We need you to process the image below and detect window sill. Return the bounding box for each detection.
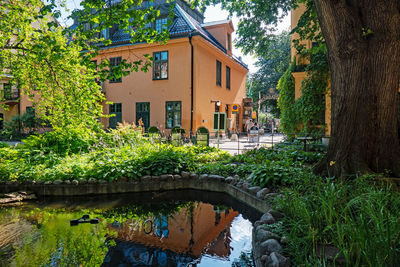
[153,78,169,81]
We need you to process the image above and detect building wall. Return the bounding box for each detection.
[97,38,192,132]
[291,4,331,135]
[192,36,247,133]
[96,36,247,134]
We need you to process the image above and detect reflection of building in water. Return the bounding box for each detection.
[105,202,238,266]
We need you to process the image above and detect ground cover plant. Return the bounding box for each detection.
[0,124,228,182]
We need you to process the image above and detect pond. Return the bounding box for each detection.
[0,190,262,267]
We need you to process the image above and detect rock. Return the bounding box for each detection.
[88,178,97,183]
[160,174,169,180]
[199,174,208,180]
[142,175,152,181]
[225,177,234,183]
[249,186,261,194]
[79,178,87,184]
[44,181,52,185]
[268,252,290,267]
[246,177,252,183]
[256,229,280,242]
[209,174,225,181]
[72,180,79,185]
[280,236,289,245]
[261,255,269,263]
[236,181,243,188]
[233,174,240,180]
[181,171,190,178]
[190,173,199,179]
[254,220,264,227]
[257,188,271,199]
[260,239,282,255]
[151,175,160,180]
[173,174,182,180]
[260,213,276,224]
[64,180,71,184]
[35,180,44,185]
[269,210,284,220]
[241,182,251,190]
[264,193,284,201]
[53,180,62,185]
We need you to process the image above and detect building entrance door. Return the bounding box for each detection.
[109,103,122,129]
[136,102,150,130]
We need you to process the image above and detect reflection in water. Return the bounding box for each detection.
[0,197,256,267]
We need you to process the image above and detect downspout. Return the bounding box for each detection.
[189,33,194,136]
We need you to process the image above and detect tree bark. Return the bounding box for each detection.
[313,0,400,177]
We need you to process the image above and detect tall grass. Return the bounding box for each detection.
[276,175,400,266]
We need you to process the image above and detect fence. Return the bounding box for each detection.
[145,130,329,155]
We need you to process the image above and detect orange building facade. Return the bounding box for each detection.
[0,0,248,135]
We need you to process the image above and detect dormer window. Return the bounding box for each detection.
[155,18,168,32]
[227,33,232,51]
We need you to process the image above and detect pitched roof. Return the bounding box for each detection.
[74,2,248,70]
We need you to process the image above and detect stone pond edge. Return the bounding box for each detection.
[0,172,290,267]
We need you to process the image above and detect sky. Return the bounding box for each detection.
[62,0,291,74]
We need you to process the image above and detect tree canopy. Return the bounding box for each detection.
[0,0,169,130]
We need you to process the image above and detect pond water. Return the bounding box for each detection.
[0,190,261,267]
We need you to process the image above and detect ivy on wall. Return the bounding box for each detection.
[277,60,298,134]
[278,45,329,135]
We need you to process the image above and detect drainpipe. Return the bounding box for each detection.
[189,33,194,136]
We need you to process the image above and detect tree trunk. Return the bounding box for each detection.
[313,0,400,177]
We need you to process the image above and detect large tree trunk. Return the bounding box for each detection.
[313,0,400,177]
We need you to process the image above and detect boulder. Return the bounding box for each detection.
[257,188,271,199]
[53,180,62,185]
[72,180,79,185]
[78,178,87,184]
[225,177,234,183]
[256,228,280,242]
[248,186,262,194]
[269,209,284,220]
[260,213,275,224]
[160,174,170,180]
[199,174,208,180]
[267,252,290,267]
[260,239,282,255]
[173,174,182,180]
[88,178,97,183]
[190,173,199,179]
[44,181,52,185]
[64,180,71,185]
[209,174,225,181]
[181,171,190,178]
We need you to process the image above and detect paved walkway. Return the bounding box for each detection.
[209,133,285,155]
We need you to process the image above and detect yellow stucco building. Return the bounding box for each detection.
[291,3,331,135]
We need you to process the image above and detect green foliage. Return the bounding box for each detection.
[247,31,291,117]
[147,126,160,133]
[1,112,43,140]
[0,0,170,129]
[277,61,298,134]
[276,175,400,266]
[0,126,228,182]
